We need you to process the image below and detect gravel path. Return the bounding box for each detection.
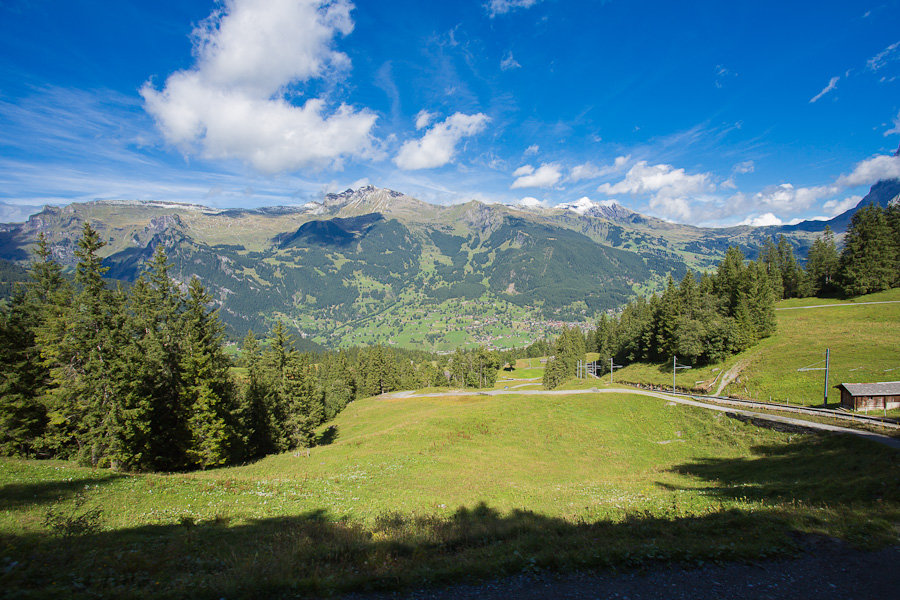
[344,541,900,600]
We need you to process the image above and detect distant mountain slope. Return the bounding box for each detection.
[784,178,900,233]
[1,180,891,349]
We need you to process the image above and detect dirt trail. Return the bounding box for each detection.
[715,360,746,396]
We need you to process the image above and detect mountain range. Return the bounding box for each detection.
[1,179,897,351]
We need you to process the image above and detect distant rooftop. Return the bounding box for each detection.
[836,382,900,396]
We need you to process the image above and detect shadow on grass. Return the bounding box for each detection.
[0,474,123,511]
[316,424,339,446]
[2,504,800,599]
[3,435,898,598]
[664,433,900,505]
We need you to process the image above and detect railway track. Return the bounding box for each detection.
[660,389,900,429]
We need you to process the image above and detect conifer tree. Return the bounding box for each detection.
[840,204,895,295]
[805,226,839,295]
[240,329,274,457]
[49,223,123,466]
[0,292,47,455]
[182,277,240,469]
[283,353,323,449]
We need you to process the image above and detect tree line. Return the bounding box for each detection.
[540,202,900,387]
[0,225,502,469]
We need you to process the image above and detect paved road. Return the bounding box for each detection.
[344,541,900,600]
[383,388,900,450]
[775,299,900,310]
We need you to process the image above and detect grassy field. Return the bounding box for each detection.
[2,391,899,598]
[614,289,900,408]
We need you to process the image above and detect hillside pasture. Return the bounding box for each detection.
[2,391,898,598]
[614,289,900,407]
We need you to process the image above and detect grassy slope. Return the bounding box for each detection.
[2,392,898,597]
[614,289,900,407]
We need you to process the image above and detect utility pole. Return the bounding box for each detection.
[797,348,830,407]
[673,355,692,393]
[609,357,622,384]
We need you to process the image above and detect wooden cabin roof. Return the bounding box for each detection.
[836,382,900,397]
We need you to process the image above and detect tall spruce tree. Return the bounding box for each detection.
[840,204,895,295]
[181,277,240,469]
[282,353,323,450]
[127,246,190,470]
[0,291,47,456]
[240,330,274,458]
[805,226,839,295]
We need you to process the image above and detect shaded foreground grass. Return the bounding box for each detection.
[2,392,899,598]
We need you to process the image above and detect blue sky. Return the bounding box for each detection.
[1,0,899,227]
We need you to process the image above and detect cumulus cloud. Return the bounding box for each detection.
[810,76,840,103]
[524,144,539,156]
[485,0,540,18]
[823,195,862,216]
[749,183,837,212]
[740,213,783,227]
[569,155,630,182]
[835,153,900,187]
[511,163,562,188]
[141,0,377,173]
[500,51,521,70]
[516,196,545,209]
[598,161,713,198]
[394,112,489,170]
[513,164,535,177]
[415,109,436,130]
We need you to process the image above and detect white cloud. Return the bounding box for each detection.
[558,196,596,215]
[500,51,521,70]
[823,195,862,216]
[598,161,713,198]
[732,160,755,174]
[569,155,630,182]
[415,110,436,130]
[524,144,539,156]
[142,0,377,173]
[867,41,900,71]
[485,0,540,18]
[750,183,837,212]
[0,201,43,223]
[511,163,562,188]
[885,110,900,136]
[835,154,900,187]
[516,196,545,209]
[513,164,535,177]
[394,112,489,170]
[740,213,783,227]
[809,76,839,103]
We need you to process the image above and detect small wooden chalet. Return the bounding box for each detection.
[836,382,900,411]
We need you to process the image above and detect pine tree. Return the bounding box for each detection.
[775,236,802,298]
[805,226,839,295]
[240,330,274,457]
[840,204,895,295]
[126,246,190,470]
[283,354,323,450]
[48,223,124,466]
[181,277,240,469]
[0,292,47,456]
